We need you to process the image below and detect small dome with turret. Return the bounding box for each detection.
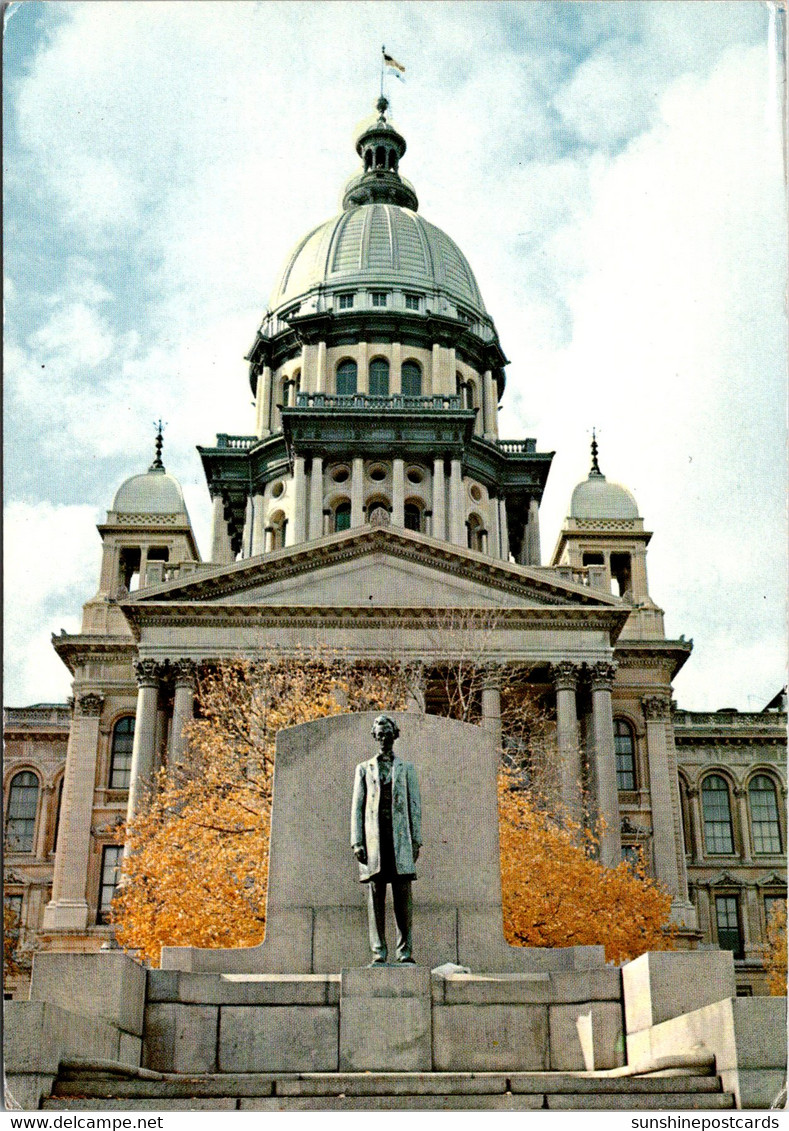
[570,434,640,521]
[111,427,190,517]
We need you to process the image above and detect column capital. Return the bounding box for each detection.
[134,658,161,688]
[733,784,747,799]
[172,658,198,688]
[686,785,699,799]
[77,692,104,717]
[589,660,617,690]
[641,693,671,720]
[549,661,581,691]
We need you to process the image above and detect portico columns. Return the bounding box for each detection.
[642,694,687,903]
[449,459,465,546]
[308,456,324,540]
[170,660,197,769]
[590,661,622,867]
[292,456,308,543]
[481,671,502,749]
[550,662,583,823]
[351,457,365,527]
[126,660,161,823]
[392,458,405,527]
[432,458,446,541]
[42,692,104,931]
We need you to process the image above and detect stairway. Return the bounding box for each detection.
[44,1060,736,1111]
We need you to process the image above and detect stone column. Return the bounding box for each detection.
[351,457,365,527]
[483,370,497,439]
[642,695,682,899]
[405,664,426,714]
[242,495,254,558]
[696,885,712,940]
[432,458,446,541]
[210,491,234,564]
[686,786,704,862]
[251,492,266,556]
[391,341,402,394]
[43,692,104,932]
[170,660,197,770]
[126,661,161,823]
[550,662,583,822]
[316,341,327,394]
[292,456,307,543]
[499,498,510,560]
[392,458,405,526]
[308,456,324,540]
[526,497,541,566]
[154,700,168,774]
[449,459,465,546]
[590,661,622,867]
[734,786,753,863]
[744,885,760,959]
[264,526,275,553]
[480,672,502,749]
[35,784,55,861]
[255,365,272,437]
[489,495,501,559]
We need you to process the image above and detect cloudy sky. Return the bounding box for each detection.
[4,1,786,710]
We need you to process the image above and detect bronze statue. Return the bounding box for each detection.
[351,714,422,965]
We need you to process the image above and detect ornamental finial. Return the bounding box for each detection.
[150,419,165,471]
[590,428,602,477]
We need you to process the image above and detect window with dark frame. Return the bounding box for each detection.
[338,293,354,309]
[401,361,422,397]
[109,716,135,790]
[404,503,422,532]
[715,895,743,958]
[5,772,39,853]
[368,358,390,396]
[334,501,352,532]
[371,291,388,308]
[405,293,421,311]
[748,775,782,854]
[336,359,358,396]
[614,719,636,791]
[97,845,124,925]
[701,775,735,854]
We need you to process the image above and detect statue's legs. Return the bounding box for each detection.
[391,879,413,962]
[366,880,388,963]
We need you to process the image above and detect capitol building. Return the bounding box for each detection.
[4,98,785,997]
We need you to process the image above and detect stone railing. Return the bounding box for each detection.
[673,710,786,728]
[553,564,608,591]
[293,393,463,411]
[215,434,258,450]
[495,439,537,454]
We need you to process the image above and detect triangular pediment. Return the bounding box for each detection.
[125,525,626,614]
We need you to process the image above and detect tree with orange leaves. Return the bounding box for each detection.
[764,900,787,996]
[498,769,676,964]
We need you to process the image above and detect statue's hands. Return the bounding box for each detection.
[413,846,420,861]
[353,845,367,864]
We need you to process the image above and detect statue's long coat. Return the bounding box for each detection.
[351,755,422,883]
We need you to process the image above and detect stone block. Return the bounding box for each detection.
[622,950,735,1033]
[238,1095,545,1111]
[546,1093,734,1110]
[5,1001,120,1076]
[432,1004,548,1071]
[146,969,180,1002]
[551,968,622,1002]
[275,1072,509,1096]
[339,998,432,1071]
[29,951,147,1036]
[311,906,370,971]
[342,964,430,998]
[142,1003,218,1073]
[442,972,552,1004]
[218,1005,338,1072]
[549,1001,624,1070]
[118,1031,142,1067]
[721,1069,786,1112]
[176,972,337,1006]
[6,1074,56,1112]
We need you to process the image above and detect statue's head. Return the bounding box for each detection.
[372,714,399,743]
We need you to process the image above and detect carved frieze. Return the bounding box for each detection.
[589,660,617,691]
[172,658,198,688]
[133,658,161,688]
[549,660,581,692]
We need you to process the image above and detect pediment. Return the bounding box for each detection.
[123,526,626,618]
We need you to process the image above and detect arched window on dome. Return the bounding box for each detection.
[748,774,782,855]
[401,361,422,397]
[388,149,397,170]
[109,717,135,790]
[364,149,372,171]
[336,360,358,396]
[404,502,423,533]
[614,719,636,791]
[333,500,351,533]
[701,774,735,855]
[369,358,389,397]
[6,771,39,853]
[376,145,386,169]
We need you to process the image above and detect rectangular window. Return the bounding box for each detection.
[405,293,420,311]
[371,291,388,307]
[97,845,123,925]
[715,895,743,958]
[338,293,354,309]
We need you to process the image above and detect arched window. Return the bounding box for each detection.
[376,145,386,168]
[387,149,397,170]
[109,717,135,790]
[6,771,39,853]
[364,150,372,171]
[336,359,358,396]
[749,775,782,854]
[701,775,735,854]
[334,501,351,532]
[401,361,422,397]
[614,719,636,791]
[404,503,422,532]
[369,358,389,397]
[466,514,485,552]
[269,510,287,550]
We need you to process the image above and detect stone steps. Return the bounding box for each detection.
[45,1063,736,1111]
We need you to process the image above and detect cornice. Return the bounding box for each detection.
[51,634,138,674]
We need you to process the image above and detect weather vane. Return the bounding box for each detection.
[151,419,166,470]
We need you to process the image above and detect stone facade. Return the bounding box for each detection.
[4,98,785,998]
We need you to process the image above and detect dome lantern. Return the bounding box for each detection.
[342,96,418,212]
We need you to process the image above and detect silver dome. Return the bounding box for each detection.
[112,468,188,515]
[570,473,640,520]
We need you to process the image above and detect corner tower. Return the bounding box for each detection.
[199,98,553,566]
